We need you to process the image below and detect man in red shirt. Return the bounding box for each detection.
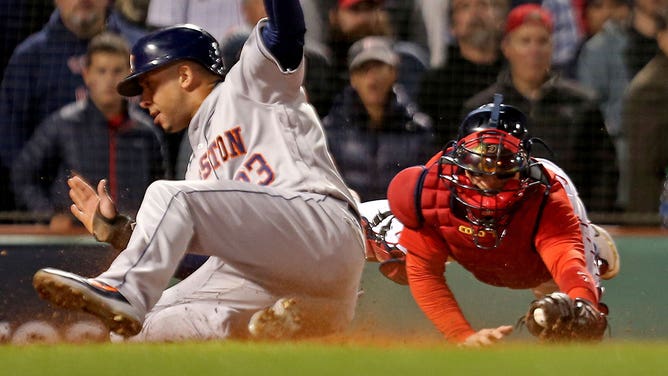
[374,94,618,346]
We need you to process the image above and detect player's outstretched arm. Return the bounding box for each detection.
[68,175,133,250]
[261,0,305,71]
[460,325,514,347]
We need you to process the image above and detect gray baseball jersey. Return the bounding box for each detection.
[184,25,357,208]
[97,21,365,342]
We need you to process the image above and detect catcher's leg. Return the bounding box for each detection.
[591,224,620,280]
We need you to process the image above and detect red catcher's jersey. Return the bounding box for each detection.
[389,153,598,342]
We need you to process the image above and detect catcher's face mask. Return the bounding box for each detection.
[440,129,535,249]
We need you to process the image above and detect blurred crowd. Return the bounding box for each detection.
[1,0,668,226]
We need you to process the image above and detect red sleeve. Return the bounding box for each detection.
[534,182,599,304]
[401,227,476,343]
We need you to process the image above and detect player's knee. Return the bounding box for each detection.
[141,305,236,341]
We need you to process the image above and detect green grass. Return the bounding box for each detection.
[1,340,667,376]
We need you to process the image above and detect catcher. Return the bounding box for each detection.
[367,95,619,346]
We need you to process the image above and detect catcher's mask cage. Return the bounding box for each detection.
[439,94,543,249]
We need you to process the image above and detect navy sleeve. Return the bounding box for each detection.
[261,0,305,71]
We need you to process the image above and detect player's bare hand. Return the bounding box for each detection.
[68,175,117,234]
[460,325,513,347]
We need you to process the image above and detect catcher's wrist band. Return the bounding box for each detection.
[92,209,135,251]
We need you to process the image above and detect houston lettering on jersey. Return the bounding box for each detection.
[199,126,276,185]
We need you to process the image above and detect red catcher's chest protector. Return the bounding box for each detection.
[387,161,455,232]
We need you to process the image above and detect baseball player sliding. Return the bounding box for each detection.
[364,95,620,346]
[32,0,365,342]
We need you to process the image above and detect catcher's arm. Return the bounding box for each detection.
[68,175,134,251]
[522,292,607,342]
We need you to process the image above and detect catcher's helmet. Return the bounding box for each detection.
[117,24,224,97]
[455,94,529,141]
[440,94,540,249]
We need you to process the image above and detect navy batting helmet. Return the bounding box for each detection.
[117,24,224,97]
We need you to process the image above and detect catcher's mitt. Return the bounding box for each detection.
[362,210,408,285]
[520,292,608,342]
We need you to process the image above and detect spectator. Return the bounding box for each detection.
[112,0,151,43]
[114,0,150,26]
[326,0,429,103]
[583,0,618,37]
[506,0,585,76]
[418,0,509,147]
[542,0,585,76]
[0,0,54,78]
[327,0,393,98]
[145,0,246,42]
[569,0,623,74]
[624,0,666,76]
[0,0,149,213]
[107,0,149,44]
[383,0,430,52]
[11,32,167,228]
[418,0,451,67]
[464,4,618,212]
[147,0,325,48]
[621,8,668,213]
[323,36,435,201]
[577,0,657,210]
[0,0,55,213]
[576,0,631,138]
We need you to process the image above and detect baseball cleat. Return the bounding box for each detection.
[33,268,142,337]
[248,298,301,340]
[592,224,620,280]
